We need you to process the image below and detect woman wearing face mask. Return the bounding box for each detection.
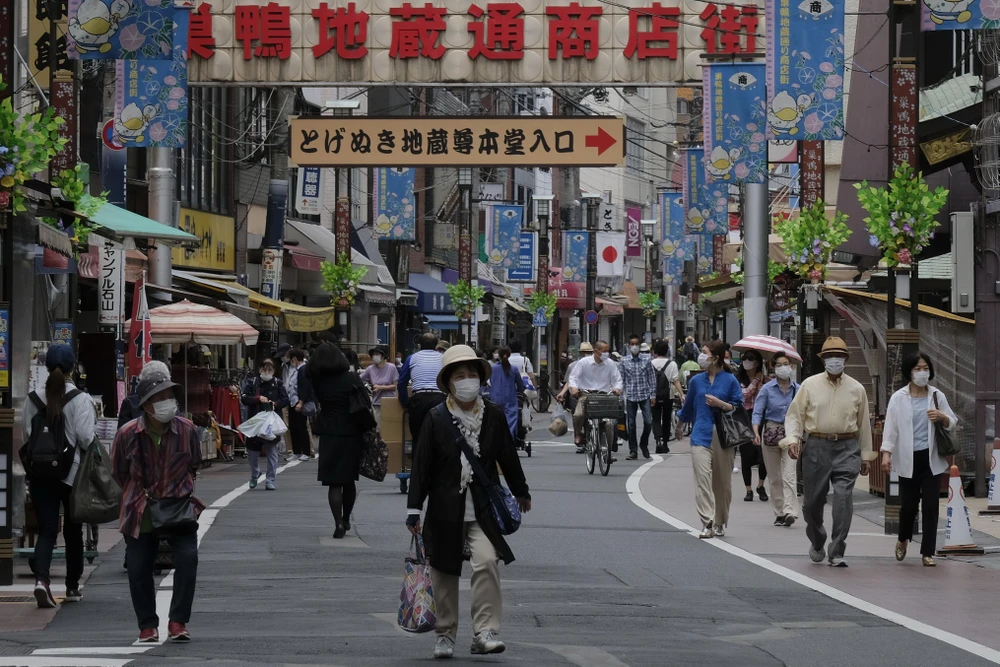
[675,341,744,538]
[736,349,768,503]
[241,359,289,491]
[880,352,957,566]
[752,353,800,527]
[360,345,398,428]
[406,345,531,659]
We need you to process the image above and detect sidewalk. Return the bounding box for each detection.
[638,439,1000,653]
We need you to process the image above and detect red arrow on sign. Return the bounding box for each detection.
[585,127,617,156]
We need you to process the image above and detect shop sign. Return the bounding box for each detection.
[28,0,71,89]
[99,240,125,327]
[187,0,763,85]
[0,307,9,388]
[296,167,324,216]
[50,77,77,175]
[507,231,537,282]
[52,320,73,346]
[335,196,352,257]
[260,248,282,300]
[478,183,505,202]
[626,206,642,257]
[891,65,918,170]
[173,208,235,271]
[799,140,824,207]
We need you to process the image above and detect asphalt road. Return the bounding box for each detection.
[2,414,997,667]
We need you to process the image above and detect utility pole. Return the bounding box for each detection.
[583,193,602,342]
[260,89,294,352]
[535,194,554,400]
[147,148,175,300]
[0,0,15,586]
[742,182,769,336]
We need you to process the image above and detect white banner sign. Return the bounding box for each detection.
[99,240,125,327]
[479,183,505,202]
[296,167,324,216]
[600,203,619,232]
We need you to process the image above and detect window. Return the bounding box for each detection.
[177,86,233,215]
[626,117,645,172]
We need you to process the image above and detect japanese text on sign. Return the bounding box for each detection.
[99,241,125,327]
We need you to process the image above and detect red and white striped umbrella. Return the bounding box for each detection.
[732,335,802,362]
[126,299,259,346]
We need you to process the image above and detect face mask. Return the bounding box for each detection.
[451,377,481,402]
[601,352,610,361]
[630,345,640,356]
[493,353,500,361]
[824,358,846,375]
[697,353,711,369]
[396,357,402,365]
[775,365,794,380]
[912,370,930,387]
[260,371,274,382]
[743,360,756,371]
[151,398,178,423]
[372,355,383,364]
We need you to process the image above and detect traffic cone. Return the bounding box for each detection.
[939,465,985,556]
[979,438,1000,515]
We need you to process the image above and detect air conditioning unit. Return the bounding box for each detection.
[951,211,974,313]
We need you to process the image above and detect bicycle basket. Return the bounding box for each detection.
[583,394,623,420]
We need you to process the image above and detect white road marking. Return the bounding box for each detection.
[32,648,152,656]
[0,659,135,666]
[523,643,631,667]
[626,456,1000,665]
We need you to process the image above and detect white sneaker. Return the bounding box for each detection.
[433,635,455,659]
[299,454,311,461]
[470,630,506,655]
[284,454,297,462]
[698,526,714,539]
[712,524,725,537]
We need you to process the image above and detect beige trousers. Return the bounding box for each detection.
[690,431,736,528]
[760,443,799,519]
[429,521,501,641]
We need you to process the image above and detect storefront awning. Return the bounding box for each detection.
[88,203,200,244]
[287,246,323,272]
[359,284,397,305]
[286,220,392,285]
[501,298,529,314]
[426,314,460,330]
[597,298,624,316]
[128,299,259,345]
[409,273,453,313]
[79,245,148,282]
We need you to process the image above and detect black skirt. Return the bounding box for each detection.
[317,434,363,485]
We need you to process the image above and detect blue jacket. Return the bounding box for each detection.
[677,371,743,448]
[489,362,525,440]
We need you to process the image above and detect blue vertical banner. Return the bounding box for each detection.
[68,0,175,59]
[703,63,768,184]
[0,307,8,388]
[766,0,845,140]
[695,235,715,275]
[682,149,727,235]
[922,0,997,30]
[562,231,589,283]
[372,167,416,241]
[487,204,524,269]
[507,231,537,282]
[114,7,189,147]
[659,193,694,286]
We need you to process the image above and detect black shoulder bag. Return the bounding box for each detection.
[714,403,755,450]
[136,430,198,535]
[933,392,959,457]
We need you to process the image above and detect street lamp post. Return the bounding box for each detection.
[458,167,474,343]
[583,192,603,342]
[535,195,554,405]
[642,219,656,337]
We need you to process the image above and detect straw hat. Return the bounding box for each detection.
[819,336,849,358]
[580,342,594,353]
[436,344,492,393]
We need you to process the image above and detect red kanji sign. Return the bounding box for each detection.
[390,2,447,59]
[188,3,216,59]
[700,3,757,55]
[547,3,602,60]
[313,1,369,59]
[624,3,680,59]
[236,2,292,60]
[468,3,524,60]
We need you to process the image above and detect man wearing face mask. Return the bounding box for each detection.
[360,345,398,428]
[568,341,623,455]
[780,336,874,568]
[620,334,657,460]
[241,359,289,490]
[111,361,204,643]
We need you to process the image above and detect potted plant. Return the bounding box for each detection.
[525,290,557,322]
[637,290,663,319]
[0,77,67,213]
[321,253,368,307]
[445,279,486,322]
[854,164,949,268]
[44,165,107,256]
[774,199,851,283]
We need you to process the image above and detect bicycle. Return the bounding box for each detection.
[529,370,552,414]
[581,392,621,477]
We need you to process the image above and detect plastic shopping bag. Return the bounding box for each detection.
[398,536,436,633]
[238,410,288,440]
[549,403,568,437]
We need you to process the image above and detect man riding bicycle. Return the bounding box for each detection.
[567,340,623,454]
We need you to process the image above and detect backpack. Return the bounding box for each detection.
[654,361,675,402]
[20,389,83,480]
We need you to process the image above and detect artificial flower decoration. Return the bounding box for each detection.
[774,199,851,281]
[321,253,369,307]
[526,290,557,321]
[445,279,486,321]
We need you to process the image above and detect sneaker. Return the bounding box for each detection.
[433,635,455,659]
[63,588,82,603]
[284,454,297,462]
[744,491,755,502]
[470,631,506,655]
[922,556,936,567]
[249,477,257,489]
[895,541,907,562]
[808,547,825,563]
[299,454,310,461]
[168,621,190,642]
[33,580,56,609]
[712,524,725,538]
[137,628,159,643]
[733,465,740,473]
[757,486,768,502]
[698,526,714,539]
[783,515,796,527]
[828,557,848,568]
[774,515,786,526]
[265,482,275,490]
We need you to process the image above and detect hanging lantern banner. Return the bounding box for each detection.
[702,63,768,184]
[765,0,845,140]
[659,192,694,287]
[372,167,416,241]
[921,0,995,30]
[562,231,589,283]
[487,204,524,269]
[114,7,189,147]
[68,0,176,59]
[681,148,727,235]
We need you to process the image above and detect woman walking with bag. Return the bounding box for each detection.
[241,359,289,491]
[752,352,800,527]
[736,349,768,502]
[488,347,525,442]
[881,352,958,566]
[406,345,531,659]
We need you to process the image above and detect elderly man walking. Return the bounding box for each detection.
[780,336,874,567]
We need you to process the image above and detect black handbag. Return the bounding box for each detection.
[137,436,198,535]
[933,392,959,457]
[350,383,378,433]
[714,404,755,450]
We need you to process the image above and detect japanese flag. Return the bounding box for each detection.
[597,232,626,277]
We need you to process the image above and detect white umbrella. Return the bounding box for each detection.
[732,335,802,362]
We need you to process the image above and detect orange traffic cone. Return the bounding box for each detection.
[980,438,1000,515]
[939,465,985,556]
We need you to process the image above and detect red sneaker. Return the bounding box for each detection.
[137,628,159,643]
[168,621,190,642]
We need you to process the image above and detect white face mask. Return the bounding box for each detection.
[151,398,178,423]
[451,377,481,402]
[372,355,383,364]
[824,358,846,375]
[630,345,640,356]
[396,357,402,365]
[912,370,930,387]
[775,365,794,380]
[743,360,756,371]
[601,352,610,361]
[260,371,274,382]
[697,353,711,369]
[493,353,500,361]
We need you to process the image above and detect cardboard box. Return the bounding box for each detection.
[379,397,410,444]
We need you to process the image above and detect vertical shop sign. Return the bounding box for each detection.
[625,205,642,257]
[260,247,282,300]
[713,234,727,274]
[799,139,824,206]
[659,193,693,286]
[99,240,125,326]
[372,167,416,241]
[507,231,537,282]
[890,65,918,169]
[296,167,323,215]
[702,62,767,184]
[50,77,77,175]
[334,196,351,258]
[0,307,9,388]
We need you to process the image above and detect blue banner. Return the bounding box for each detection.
[659,193,694,287]
[703,63,768,184]
[562,231,589,283]
[114,7,188,148]
[68,0,175,59]
[0,307,8,388]
[52,321,74,346]
[487,204,524,269]
[373,167,416,241]
[695,235,715,275]
[766,0,845,140]
[682,149,727,235]
[507,231,536,282]
[921,0,997,30]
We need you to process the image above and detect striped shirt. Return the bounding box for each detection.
[398,350,444,404]
[111,415,205,539]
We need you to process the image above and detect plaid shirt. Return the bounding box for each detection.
[620,354,656,402]
[111,415,205,539]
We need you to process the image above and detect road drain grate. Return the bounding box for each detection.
[0,596,34,603]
